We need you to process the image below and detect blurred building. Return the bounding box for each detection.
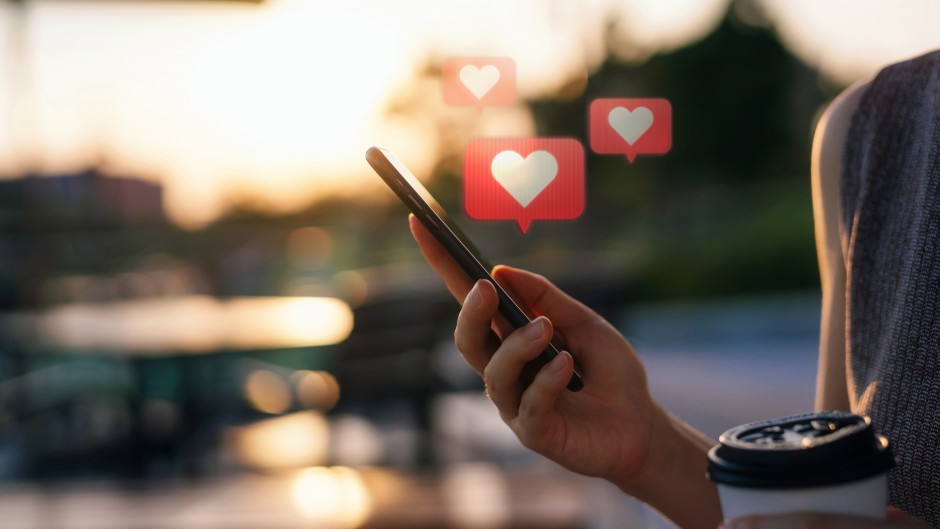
[0,169,165,226]
[0,169,169,313]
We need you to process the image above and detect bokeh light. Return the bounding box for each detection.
[23,296,353,354]
[291,466,373,528]
[245,370,292,414]
[292,370,340,411]
[231,412,329,470]
[443,463,511,529]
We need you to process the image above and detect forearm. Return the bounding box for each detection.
[613,403,723,529]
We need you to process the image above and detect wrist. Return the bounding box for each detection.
[611,402,691,492]
[612,402,723,529]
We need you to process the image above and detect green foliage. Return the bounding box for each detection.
[518,13,828,300]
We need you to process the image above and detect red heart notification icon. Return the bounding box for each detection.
[464,138,584,233]
[589,98,672,162]
[443,57,517,113]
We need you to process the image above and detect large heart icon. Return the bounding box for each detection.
[608,106,654,145]
[459,65,501,100]
[490,150,558,208]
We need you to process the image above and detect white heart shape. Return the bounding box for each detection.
[459,65,501,100]
[490,150,558,208]
[608,106,654,145]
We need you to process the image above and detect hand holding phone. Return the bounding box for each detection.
[366,146,583,391]
[366,148,719,529]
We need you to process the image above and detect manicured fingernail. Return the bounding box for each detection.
[465,282,481,308]
[524,317,546,340]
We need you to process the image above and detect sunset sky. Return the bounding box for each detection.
[1,0,938,227]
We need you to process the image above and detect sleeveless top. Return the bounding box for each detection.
[842,50,940,525]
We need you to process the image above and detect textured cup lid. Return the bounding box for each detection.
[707,411,894,489]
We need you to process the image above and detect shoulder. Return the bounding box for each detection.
[812,81,869,187]
[812,81,869,268]
[816,49,940,167]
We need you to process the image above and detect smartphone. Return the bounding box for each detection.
[366,146,584,391]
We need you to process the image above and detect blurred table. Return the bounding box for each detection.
[0,464,658,529]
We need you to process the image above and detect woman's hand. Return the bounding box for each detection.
[410,215,653,479]
[409,215,722,529]
[458,267,657,480]
[722,508,930,529]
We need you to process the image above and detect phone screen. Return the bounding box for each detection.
[366,146,583,391]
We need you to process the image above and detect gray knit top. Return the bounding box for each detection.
[842,50,940,525]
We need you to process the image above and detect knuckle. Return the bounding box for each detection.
[482,364,498,394]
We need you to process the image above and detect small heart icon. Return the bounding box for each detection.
[490,150,558,208]
[608,107,654,145]
[459,65,501,100]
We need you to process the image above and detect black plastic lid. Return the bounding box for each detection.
[707,411,895,489]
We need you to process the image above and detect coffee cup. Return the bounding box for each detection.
[707,411,894,519]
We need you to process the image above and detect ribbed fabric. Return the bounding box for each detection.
[842,50,940,525]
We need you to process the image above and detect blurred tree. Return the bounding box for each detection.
[522,5,827,299]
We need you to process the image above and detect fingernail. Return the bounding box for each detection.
[524,317,546,340]
[465,282,481,308]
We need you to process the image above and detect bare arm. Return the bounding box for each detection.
[811,81,868,412]
[409,216,722,529]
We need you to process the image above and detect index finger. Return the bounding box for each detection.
[409,214,514,339]
[409,214,474,302]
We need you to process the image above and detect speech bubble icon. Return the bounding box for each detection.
[589,98,672,162]
[443,57,516,112]
[464,138,584,233]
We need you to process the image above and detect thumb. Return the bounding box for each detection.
[492,266,597,327]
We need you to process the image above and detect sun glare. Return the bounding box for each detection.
[3,0,940,226]
[609,0,730,59]
[760,0,940,84]
[186,2,409,208]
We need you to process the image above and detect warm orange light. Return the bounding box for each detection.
[291,466,372,528]
[442,463,510,529]
[244,370,292,414]
[230,412,329,469]
[10,0,938,227]
[293,370,340,411]
[30,295,353,354]
[226,297,354,350]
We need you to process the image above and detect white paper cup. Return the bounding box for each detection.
[707,412,894,520]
